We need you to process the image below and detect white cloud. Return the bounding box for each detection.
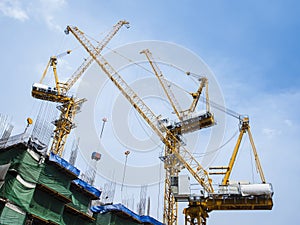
[0,0,29,21]
[0,0,67,31]
[43,14,63,32]
[31,0,67,31]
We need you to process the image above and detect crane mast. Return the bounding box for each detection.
[32,20,128,156]
[66,25,214,224]
[50,98,86,156]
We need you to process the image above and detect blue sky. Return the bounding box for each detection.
[0,0,299,224]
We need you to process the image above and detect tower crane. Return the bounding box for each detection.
[184,115,273,225]
[65,26,215,225]
[31,20,129,156]
[140,49,214,224]
[65,25,273,225]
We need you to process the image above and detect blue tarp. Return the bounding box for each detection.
[91,203,164,225]
[73,179,101,198]
[49,152,80,176]
[49,153,101,198]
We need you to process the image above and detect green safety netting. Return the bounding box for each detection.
[93,213,111,225]
[0,147,70,224]
[0,205,25,225]
[38,163,72,198]
[69,188,90,213]
[0,145,25,165]
[93,212,142,225]
[17,151,43,184]
[0,173,35,211]
[0,147,43,185]
[62,211,93,225]
[0,145,73,197]
[29,188,65,224]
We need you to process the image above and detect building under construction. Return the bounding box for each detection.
[0,134,163,225]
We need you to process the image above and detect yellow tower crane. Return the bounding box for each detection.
[184,115,273,225]
[140,49,214,224]
[65,25,273,225]
[32,20,129,156]
[65,25,215,225]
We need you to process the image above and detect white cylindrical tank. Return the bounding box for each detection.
[240,183,273,196]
